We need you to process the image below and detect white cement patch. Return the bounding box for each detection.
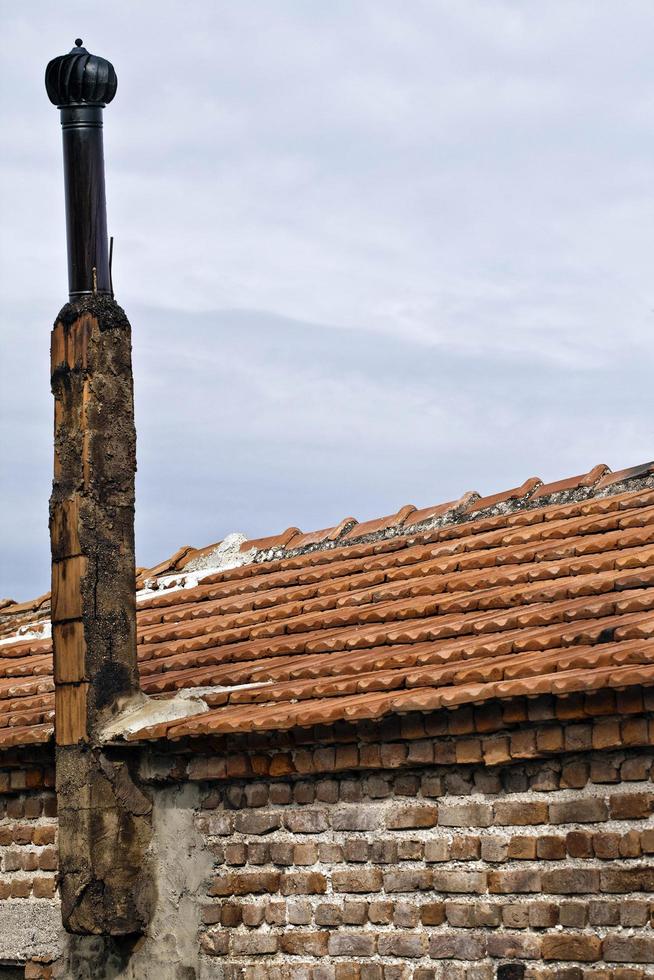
[100,692,209,742]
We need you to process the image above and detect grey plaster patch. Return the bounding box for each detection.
[63,782,213,980]
[197,956,228,978]
[133,782,212,977]
[0,901,63,963]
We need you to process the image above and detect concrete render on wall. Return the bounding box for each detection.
[0,901,63,964]
[62,783,212,979]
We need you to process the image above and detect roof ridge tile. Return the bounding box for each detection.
[530,463,609,500]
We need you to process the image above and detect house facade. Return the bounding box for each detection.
[0,39,653,980]
[2,461,654,978]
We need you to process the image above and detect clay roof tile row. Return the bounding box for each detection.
[2,461,654,748]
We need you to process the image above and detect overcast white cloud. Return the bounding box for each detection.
[1,1,653,599]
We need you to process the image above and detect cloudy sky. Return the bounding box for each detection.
[1,2,653,600]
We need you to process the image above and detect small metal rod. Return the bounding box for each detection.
[109,236,114,297]
[92,266,98,294]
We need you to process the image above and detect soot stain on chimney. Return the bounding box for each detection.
[57,293,131,331]
[94,661,132,710]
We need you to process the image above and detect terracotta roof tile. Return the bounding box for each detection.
[341,505,417,540]
[239,527,301,553]
[2,592,50,617]
[3,459,654,748]
[140,545,195,580]
[286,517,357,550]
[530,464,609,500]
[404,492,478,529]
[463,477,542,514]
[177,540,224,568]
[597,461,654,490]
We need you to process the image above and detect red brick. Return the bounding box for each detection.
[377,933,427,958]
[209,872,280,896]
[280,872,327,895]
[549,798,608,824]
[509,730,538,758]
[420,902,446,925]
[233,811,280,835]
[284,808,328,833]
[293,843,318,865]
[429,932,485,960]
[38,848,58,871]
[383,870,432,893]
[529,902,559,928]
[10,880,31,898]
[450,835,480,861]
[609,792,654,820]
[622,717,649,745]
[482,736,511,765]
[604,935,654,963]
[565,724,592,752]
[455,739,482,764]
[542,933,602,962]
[380,743,408,768]
[592,832,621,859]
[542,869,600,893]
[561,760,590,789]
[536,725,564,754]
[493,801,548,825]
[432,870,486,894]
[332,869,382,894]
[386,805,438,829]
[445,902,500,928]
[32,877,56,899]
[566,831,593,858]
[619,829,642,858]
[230,934,278,955]
[501,904,529,928]
[438,802,491,827]
[488,869,541,893]
[507,836,537,860]
[600,868,654,893]
[32,826,56,846]
[592,718,622,749]
[448,707,475,735]
[486,932,541,959]
[537,836,566,860]
[281,932,329,956]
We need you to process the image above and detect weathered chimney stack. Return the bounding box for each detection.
[46,41,153,935]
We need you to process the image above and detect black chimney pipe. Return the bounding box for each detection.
[45,40,117,300]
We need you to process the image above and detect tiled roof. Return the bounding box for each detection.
[2,461,654,750]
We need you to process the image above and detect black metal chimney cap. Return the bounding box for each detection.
[45,39,117,108]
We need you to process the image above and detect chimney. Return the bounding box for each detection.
[46,40,153,935]
[45,39,115,300]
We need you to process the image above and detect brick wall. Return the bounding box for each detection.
[2,737,654,978]
[196,748,654,980]
[0,759,61,977]
[0,758,57,907]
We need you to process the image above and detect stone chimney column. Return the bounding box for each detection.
[46,40,153,935]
